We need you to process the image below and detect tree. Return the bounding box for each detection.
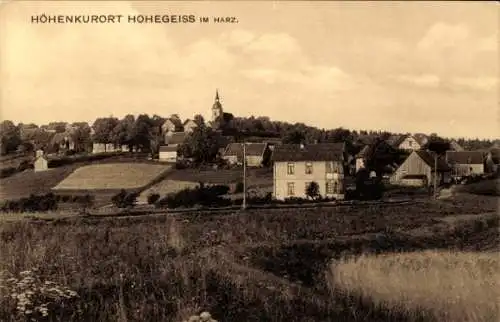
[70,124,91,152]
[0,120,21,155]
[133,114,155,153]
[92,117,119,146]
[193,114,205,127]
[282,129,306,144]
[305,181,320,200]
[111,114,136,149]
[178,124,220,164]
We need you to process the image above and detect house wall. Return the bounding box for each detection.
[223,155,264,167]
[355,157,365,172]
[159,151,177,162]
[161,120,176,134]
[34,157,48,172]
[450,164,484,177]
[273,161,345,200]
[400,178,426,187]
[390,152,432,185]
[398,137,422,151]
[184,122,198,133]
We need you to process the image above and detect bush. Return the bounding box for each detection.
[147,193,161,205]
[157,185,232,209]
[111,189,138,208]
[0,193,58,213]
[0,167,17,178]
[234,181,244,193]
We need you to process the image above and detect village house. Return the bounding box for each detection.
[446,151,484,177]
[34,150,49,172]
[386,134,428,151]
[183,119,198,133]
[158,145,178,163]
[50,132,75,152]
[271,143,347,200]
[161,117,184,138]
[449,140,465,151]
[92,143,129,154]
[158,132,188,162]
[390,150,451,187]
[485,148,500,173]
[222,143,270,167]
[355,145,370,172]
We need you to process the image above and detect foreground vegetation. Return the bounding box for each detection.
[330,250,499,322]
[0,195,498,321]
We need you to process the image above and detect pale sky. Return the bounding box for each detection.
[0,1,498,139]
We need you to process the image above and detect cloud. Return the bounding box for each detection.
[417,22,470,51]
[451,76,499,91]
[394,74,441,88]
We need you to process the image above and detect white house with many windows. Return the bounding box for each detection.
[271,143,347,200]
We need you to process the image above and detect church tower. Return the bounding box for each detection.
[212,89,223,125]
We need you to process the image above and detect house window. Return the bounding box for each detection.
[326,180,334,194]
[305,162,313,174]
[305,182,311,194]
[287,162,295,175]
[287,182,295,196]
[326,161,334,173]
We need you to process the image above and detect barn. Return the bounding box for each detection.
[390,150,451,187]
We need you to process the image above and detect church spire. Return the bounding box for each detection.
[215,89,220,102]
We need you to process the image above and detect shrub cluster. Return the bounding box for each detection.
[157,185,231,209]
[112,189,139,208]
[47,152,123,168]
[0,193,58,213]
[0,160,34,179]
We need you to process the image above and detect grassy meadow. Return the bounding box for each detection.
[0,194,498,321]
[329,250,500,322]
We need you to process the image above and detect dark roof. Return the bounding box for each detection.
[216,136,235,149]
[413,133,429,146]
[386,134,407,147]
[272,143,345,162]
[224,143,268,157]
[159,145,177,152]
[165,132,187,145]
[356,145,371,158]
[415,150,450,172]
[446,151,484,165]
[162,118,183,130]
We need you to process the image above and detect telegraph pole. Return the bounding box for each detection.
[433,152,438,200]
[242,142,247,210]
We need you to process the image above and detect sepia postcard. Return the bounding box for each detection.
[0,1,498,321]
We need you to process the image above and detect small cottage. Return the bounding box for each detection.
[446,151,484,177]
[159,145,178,163]
[222,143,270,167]
[34,150,49,172]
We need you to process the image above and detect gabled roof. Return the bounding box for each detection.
[449,140,465,151]
[414,150,450,171]
[272,143,345,162]
[165,132,187,145]
[356,145,371,158]
[386,134,407,147]
[224,143,268,158]
[183,119,198,126]
[413,133,429,146]
[162,118,183,130]
[446,151,484,165]
[159,145,178,152]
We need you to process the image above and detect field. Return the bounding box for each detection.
[0,166,78,200]
[138,167,274,202]
[0,193,498,322]
[53,163,171,190]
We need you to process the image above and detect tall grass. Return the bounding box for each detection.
[328,250,500,322]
